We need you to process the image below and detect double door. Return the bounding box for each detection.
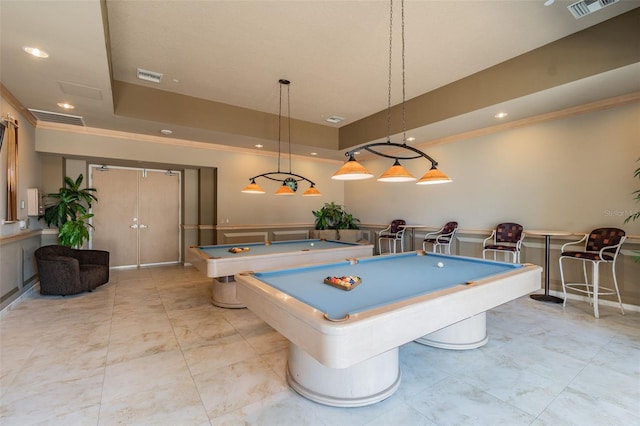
[90,166,180,268]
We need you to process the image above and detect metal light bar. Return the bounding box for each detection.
[332,141,451,184]
[242,79,321,196]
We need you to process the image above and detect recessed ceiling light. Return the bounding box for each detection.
[23,46,49,58]
[160,129,173,135]
[57,102,75,110]
[310,152,318,156]
[544,0,555,6]
[255,144,263,148]
[494,112,508,119]
[326,116,344,124]
[406,136,416,142]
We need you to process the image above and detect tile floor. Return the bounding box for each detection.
[0,265,638,425]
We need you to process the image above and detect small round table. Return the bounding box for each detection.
[526,230,573,303]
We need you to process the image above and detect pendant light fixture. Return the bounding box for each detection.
[332,0,451,185]
[242,79,321,196]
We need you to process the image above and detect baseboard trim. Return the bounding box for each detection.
[0,281,40,319]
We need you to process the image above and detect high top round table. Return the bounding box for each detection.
[526,229,573,303]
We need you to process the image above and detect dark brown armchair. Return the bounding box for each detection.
[35,245,110,295]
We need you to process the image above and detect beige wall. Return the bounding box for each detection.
[2,89,639,309]
[34,128,346,227]
[345,101,640,306]
[0,92,42,309]
[0,93,41,236]
[345,102,640,235]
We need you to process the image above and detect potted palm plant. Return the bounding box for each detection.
[42,174,98,248]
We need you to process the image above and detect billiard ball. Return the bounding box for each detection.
[437,262,444,268]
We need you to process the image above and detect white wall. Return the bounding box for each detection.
[345,102,640,236]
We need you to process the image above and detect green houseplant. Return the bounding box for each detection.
[624,159,640,262]
[312,202,360,241]
[42,174,98,248]
[312,202,360,230]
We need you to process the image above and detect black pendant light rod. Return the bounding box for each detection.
[243,78,320,194]
[343,142,439,167]
[342,1,439,171]
[246,172,316,186]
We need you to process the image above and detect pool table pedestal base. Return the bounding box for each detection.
[287,345,401,408]
[414,312,488,350]
[286,313,488,407]
[212,276,245,309]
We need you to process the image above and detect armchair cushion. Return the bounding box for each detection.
[484,244,518,252]
[560,228,625,262]
[379,220,406,238]
[35,245,110,295]
[561,251,613,262]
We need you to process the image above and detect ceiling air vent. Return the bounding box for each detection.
[567,0,619,19]
[28,109,85,126]
[136,68,163,83]
[325,116,344,124]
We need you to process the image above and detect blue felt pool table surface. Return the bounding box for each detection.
[252,252,523,319]
[196,239,363,258]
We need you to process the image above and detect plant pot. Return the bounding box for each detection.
[310,230,338,240]
[337,229,361,242]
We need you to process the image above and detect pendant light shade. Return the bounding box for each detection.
[332,155,374,181]
[275,183,295,195]
[416,166,453,185]
[377,159,416,182]
[241,179,265,194]
[302,185,322,196]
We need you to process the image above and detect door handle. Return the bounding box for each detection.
[139,224,148,229]
[130,224,138,229]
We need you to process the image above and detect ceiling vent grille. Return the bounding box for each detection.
[28,109,85,126]
[567,0,619,19]
[325,116,344,124]
[136,68,163,83]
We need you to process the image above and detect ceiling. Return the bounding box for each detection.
[1,0,639,162]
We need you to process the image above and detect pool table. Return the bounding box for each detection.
[235,252,541,407]
[189,239,374,307]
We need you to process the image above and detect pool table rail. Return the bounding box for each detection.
[236,261,542,369]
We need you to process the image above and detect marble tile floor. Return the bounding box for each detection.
[0,264,638,426]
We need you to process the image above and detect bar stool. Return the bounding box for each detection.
[377,219,406,254]
[558,227,626,318]
[482,222,525,263]
[423,221,458,254]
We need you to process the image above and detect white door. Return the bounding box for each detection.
[90,166,180,267]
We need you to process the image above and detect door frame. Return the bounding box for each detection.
[88,164,182,267]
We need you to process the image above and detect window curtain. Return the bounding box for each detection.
[5,118,18,222]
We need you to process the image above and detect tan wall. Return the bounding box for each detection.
[3,91,638,309]
[0,92,42,309]
[34,128,346,227]
[345,102,640,234]
[346,102,640,306]
[0,93,41,236]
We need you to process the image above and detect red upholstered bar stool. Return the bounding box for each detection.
[377,219,406,254]
[423,221,458,254]
[482,222,525,263]
[559,228,626,318]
